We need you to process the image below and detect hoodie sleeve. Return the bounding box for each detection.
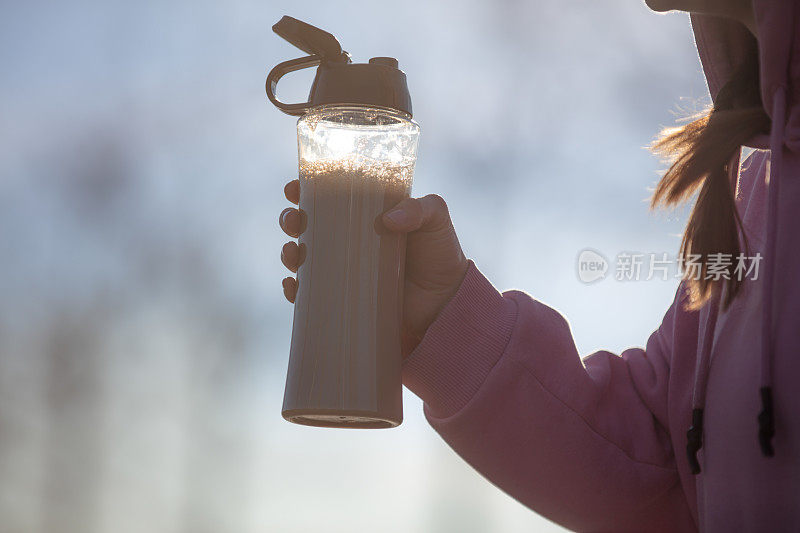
[402,261,696,533]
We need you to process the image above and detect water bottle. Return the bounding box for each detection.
[266,16,420,428]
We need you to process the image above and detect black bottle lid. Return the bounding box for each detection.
[266,16,413,117]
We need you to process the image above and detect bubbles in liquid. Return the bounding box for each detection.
[299,158,415,187]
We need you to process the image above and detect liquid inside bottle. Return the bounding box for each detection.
[282,106,419,428]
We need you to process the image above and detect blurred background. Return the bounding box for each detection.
[0,1,707,531]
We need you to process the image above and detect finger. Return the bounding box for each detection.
[281,241,301,273]
[382,194,450,233]
[279,207,304,237]
[282,277,297,303]
[284,180,300,205]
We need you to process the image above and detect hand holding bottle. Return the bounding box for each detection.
[280,180,469,356]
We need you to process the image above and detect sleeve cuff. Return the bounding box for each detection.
[402,261,518,418]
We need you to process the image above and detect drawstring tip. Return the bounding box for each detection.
[758,387,775,457]
[686,408,704,475]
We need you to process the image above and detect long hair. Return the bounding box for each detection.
[650,39,770,310]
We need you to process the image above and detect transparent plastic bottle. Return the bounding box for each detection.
[282,105,420,428]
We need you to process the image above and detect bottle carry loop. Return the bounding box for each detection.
[265,55,323,116]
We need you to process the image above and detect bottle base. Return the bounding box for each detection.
[282,408,401,429]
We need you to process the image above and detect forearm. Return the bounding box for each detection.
[403,263,695,532]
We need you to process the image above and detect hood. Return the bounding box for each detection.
[685,1,799,474]
[691,12,755,103]
[691,3,798,148]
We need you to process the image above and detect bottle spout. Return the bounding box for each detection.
[272,16,351,64]
[266,16,352,116]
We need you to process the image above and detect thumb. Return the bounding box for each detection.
[382,194,451,233]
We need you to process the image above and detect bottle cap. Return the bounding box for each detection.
[266,16,413,117]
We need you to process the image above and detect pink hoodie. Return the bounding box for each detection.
[402,4,800,532]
